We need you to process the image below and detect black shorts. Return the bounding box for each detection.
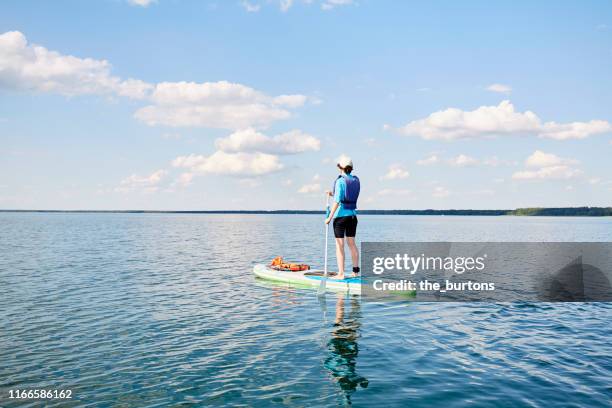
[333,216,358,238]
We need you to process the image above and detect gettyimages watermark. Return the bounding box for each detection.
[360,242,612,302]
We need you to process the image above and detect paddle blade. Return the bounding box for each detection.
[317,279,326,296]
[317,273,328,295]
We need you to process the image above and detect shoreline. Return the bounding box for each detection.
[1,207,611,217]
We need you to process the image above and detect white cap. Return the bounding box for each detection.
[337,155,353,169]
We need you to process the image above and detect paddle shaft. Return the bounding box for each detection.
[318,195,330,296]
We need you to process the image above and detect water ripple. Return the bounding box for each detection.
[0,213,611,407]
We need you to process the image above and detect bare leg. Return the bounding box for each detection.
[347,237,359,276]
[335,237,345,279]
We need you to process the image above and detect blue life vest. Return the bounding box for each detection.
[332,174,360,210]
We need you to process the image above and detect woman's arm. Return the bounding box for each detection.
[325,201,339,224]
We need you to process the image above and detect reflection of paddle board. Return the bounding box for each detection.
[253,264,361,294]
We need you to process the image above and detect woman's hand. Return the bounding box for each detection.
[325,190,333,197]
[325,217,332,225]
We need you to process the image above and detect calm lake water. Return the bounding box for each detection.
[1,213,611,407]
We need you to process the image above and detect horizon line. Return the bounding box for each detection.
[1,206,611,217]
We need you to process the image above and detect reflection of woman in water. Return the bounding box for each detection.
[324,293,368,404]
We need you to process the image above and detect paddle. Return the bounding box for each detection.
[317,194,331,296]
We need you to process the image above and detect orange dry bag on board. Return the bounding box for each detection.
[269,256,309,272]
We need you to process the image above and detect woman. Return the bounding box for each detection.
[325,156,360,280]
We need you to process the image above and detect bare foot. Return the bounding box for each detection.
[336,274,345,280]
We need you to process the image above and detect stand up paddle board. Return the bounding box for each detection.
[253,264,361,294]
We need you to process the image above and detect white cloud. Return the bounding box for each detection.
[144,81,277,106]
[128,0,156,6]
[512,150,582,180]
[273,94,307,108]
[432,186,451,198]
[0,31,152,99]
[0,31,310,131]
[172,172,194,188]
[588,177,601,185]
[486,83,512,94]
[416,155,440,166]
[322,0,354,10]
[380,164,410,180]
[539,120,612,140]
[388,100,611,141]
[172,151,283,176]
[298,183,321,194]
[254,0,354,12]
[417,153,514,167]
[215,128,320,154]
[524,150,576,168]
[310,97,323,106]
[116,169,167,193]
[512,166,582,180]
[447,154,478,167]
[297,174,323,194]
[134,81,305,129]
[279,0,294,12]
[241,1,261,12]
[115,78,154,99]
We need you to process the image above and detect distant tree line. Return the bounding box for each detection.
[506,207,612,216]
[2,207,611,216]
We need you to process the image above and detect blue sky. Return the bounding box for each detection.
[1,0,611,210]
